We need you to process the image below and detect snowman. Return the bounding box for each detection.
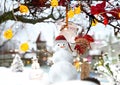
[31,56,40,69]
[48,35,78,83]
[29,56,44,80]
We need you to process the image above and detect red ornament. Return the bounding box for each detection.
[108,7,120,19]
[103,17,108,25]
[58,0,70,6]
[74,38,90,54]
[91,1,107,18]
[74,44,85,54]
[83,35,94,42]
[74,34,94,54]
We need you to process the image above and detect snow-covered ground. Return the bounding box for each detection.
[0,66,112,85]
[0,66,49,85]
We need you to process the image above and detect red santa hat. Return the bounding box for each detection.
[55,35,73,52]
[55,35,67,42]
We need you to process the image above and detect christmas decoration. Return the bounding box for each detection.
[11,54,24,72]
[20,42,29,52]
[31,57,40,69]
[80,59,91,80]
[55,34,67,41]
[19,5,29,13]
[103,17,108,25]
[67,9,74,18]
[73,59,81,72]
[74,38,89,54]
[3,29,13,39]
[48,35,77,83]
[74,33,94,54]
[83,34,94,42]
[91,19,98,26]
[29,57,44,80]
[74,6,81,14]
[90,1,107,18]
[51,0,58,7]
[0,0,120,37]
[108,7,120,19]
[59,22,78,43]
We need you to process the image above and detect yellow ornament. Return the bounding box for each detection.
[73,60,80,72]
[74,6,81,14]
[19,5,29,13]
[20,42,29,52]
[4,29,13,39]
[67,9,74,18]
[91,19,98,26]
[51,0,58,7]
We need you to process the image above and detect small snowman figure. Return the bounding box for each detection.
[29,56,44,80]
[31,56,40,69]
[49,35,78,83]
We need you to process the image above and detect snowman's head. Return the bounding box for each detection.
[53,35,72,52]
[54,41,69,51]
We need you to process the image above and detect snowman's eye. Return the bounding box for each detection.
[63,44,65,46]
[57,44,60,46]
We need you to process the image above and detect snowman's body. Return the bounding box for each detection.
[49,61,78,83]
[52,49,73,63]
[29,57,44,80]
[31,58,40,69]
[48,35,78,83]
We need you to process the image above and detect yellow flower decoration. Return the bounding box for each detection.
[67,9,74,18]
[19,5,29,13]
[73,60,80,72]
[91,19,98,26]
[74,6,81,14]
[4,29,13,39]
[51,0,58,7]
[20,42,29,52]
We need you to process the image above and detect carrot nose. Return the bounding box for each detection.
[60,46,65,48]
